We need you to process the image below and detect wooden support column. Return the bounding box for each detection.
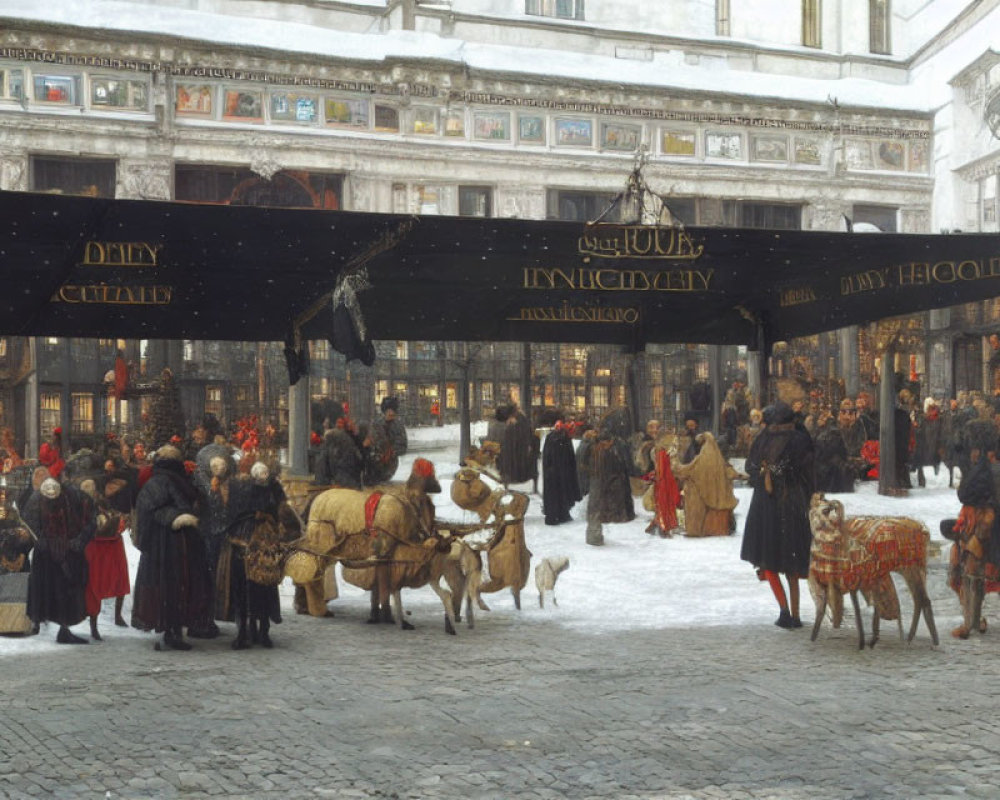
[288,374,311,477]
[708,345,723,435]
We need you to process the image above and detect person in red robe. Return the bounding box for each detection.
[79,478,130,641]
[646,442,681,538]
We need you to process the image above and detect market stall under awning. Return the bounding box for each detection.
[1,190,999,357]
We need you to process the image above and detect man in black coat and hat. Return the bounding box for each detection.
[740,402,815,628]
[131,445,213,651]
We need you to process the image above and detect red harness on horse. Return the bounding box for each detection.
[365,491,383,537]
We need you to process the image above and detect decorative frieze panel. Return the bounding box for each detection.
[118,159,171,200]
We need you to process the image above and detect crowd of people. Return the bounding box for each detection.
[4,378,1000,648]
[0,394,411,650]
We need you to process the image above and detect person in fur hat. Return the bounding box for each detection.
[24,476,96,644]
[131,445,213,651]
[314,415,369,489]
[365,396,409,486]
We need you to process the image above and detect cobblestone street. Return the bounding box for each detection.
[1,557,996,800]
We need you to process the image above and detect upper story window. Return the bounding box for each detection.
[852,204,898,232]
[526,0,584,21]
[91,76,149,112]
[980,174,998,232]
[723,201,803,230]
[33,73,82,105]
[0,68,24,100]
[175,165,342,209]
[546,189,619,222]
[30,156,116,198]
[716,0,730,36]
[802,0,821,48]
[870,0,891,55]
[458,186,493,218]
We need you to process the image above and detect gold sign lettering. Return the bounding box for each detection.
[506,302,640,324]
[779,286,817,307]
[523,267,713,293]
[578,225,704,260]
[81,241,163,267]
[841,256,1000,295]
[53,284,173,305]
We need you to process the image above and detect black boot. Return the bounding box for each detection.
[232,620,250,650]
[775,608,794,629]
[162,628,192,651]
[258,617,273,649]
[56,626,88,645]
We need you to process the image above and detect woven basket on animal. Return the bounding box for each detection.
[451,467,532,612]
[808,493,939,649]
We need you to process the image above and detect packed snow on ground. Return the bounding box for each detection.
[1,423,966,657]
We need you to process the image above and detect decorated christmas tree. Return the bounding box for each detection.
[149,368,186,448]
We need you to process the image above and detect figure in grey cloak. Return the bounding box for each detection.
[365,396,409,486]
[580,408,639,546]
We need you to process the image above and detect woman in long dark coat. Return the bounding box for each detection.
[131,446,213,651]
[740,402,815,628]
[24,479,95,644]
[542,422,582,525]
[498,405,537,486]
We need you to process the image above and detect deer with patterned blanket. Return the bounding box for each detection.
[808,493,939,649]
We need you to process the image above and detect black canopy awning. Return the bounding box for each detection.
[1,190,999,351]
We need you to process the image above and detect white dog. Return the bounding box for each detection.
[535,556,570,608]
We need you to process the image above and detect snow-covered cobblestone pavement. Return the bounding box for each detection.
[2,426,995,799]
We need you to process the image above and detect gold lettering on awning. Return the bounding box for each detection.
[81,241,163,267]
[522,267,713,292]
[578,225,704,260]
[53,284,172,305]
[506,301,640,324]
